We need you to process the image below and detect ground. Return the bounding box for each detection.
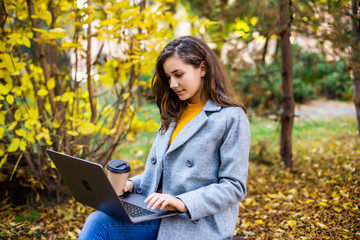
[0,100,359,239]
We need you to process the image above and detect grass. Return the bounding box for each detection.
[118,103,358,166]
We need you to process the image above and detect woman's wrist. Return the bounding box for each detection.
[176,197,188,212]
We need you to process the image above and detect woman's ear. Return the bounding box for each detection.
[200,61,206,77]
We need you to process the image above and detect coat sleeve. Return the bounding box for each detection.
[129,133,160,195]
[176,108,250,221]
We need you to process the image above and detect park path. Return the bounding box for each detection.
[295,99,356,119]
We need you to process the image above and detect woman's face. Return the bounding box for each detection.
[163,55,206,104]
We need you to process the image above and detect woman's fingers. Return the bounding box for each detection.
[145,193,170,209]
[123,181,134,193]
[144,193,187,212]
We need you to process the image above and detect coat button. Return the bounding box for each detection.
[137,187,142,194]
[185,160,193,167]
[151,158,157,164]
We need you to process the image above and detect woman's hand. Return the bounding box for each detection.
[123,180,134,193]
[144,193,188,212]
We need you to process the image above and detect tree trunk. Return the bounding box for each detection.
[0,0,7,29]
[87,0,97,124]
[351,0,360,136]
[278,0,295,168]
[26,0,56,116]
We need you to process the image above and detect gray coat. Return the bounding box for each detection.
[130,100,250,240]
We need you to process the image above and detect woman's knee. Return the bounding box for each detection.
[85,210,115,227]
[79,211,117,239]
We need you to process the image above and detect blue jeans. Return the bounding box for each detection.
[78,211,160,240]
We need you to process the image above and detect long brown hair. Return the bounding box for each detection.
[152,36,246,132]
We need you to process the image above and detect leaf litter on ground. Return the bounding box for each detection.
[1,117,359,239]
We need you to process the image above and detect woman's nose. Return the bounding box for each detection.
[169,78,179,88]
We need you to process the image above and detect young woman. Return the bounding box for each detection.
[79,36,250,240]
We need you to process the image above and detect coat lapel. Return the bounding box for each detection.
[164,100,221,156]
[157,122,175,160]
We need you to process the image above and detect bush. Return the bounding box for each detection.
[232,44,353,114]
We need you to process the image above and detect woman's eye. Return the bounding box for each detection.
[175,74,183,78]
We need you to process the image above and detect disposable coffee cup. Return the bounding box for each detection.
[106,160,131,196]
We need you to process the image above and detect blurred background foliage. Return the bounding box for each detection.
[0,0,357,207]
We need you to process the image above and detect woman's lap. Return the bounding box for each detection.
[78,211,160,240]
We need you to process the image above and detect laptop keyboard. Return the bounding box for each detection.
[122,202,156,218]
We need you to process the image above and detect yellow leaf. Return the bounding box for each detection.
[319,202,328,207]
[19,139,26,151]
[6,95,14,105]
[8,138,20,152]
[32,28,48,34]
[50,160,56,168]
[22,36,31,48]
[53,120,60,129]
[126,132,136,141]
[0,111,4,125]
[67,231,77,239]
[38,88,48,96]
[121,7,140,20]
[123,92,130,100]
[36,132,45,140]
[316,222,328,229]
[109,0,130,10]
[25,133,35,144]
[15,128,27,137]
[0,154,7,168]
[46,138,53,145]
[305,199,314,204]
[0,41,6,52]
[333,206,342,213]
[47,77,56,89]
[67,130,79,136]
[9,122,17,131]
[60,41,83,50]
[61,92,74,102]
[78,122,96,135]
[100,18,120,26]
[342,202,352,209]
[49,28,66,39]
[0,126,4,139]
[0,83,12,95]
[289,219,296,229]
[42,10,52,26]
[255,219,263,225]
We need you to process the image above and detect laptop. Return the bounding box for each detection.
[46,149,179,223]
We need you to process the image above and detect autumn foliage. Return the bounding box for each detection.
[0,0,176,203]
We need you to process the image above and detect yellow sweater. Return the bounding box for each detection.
[169,100,207,145]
